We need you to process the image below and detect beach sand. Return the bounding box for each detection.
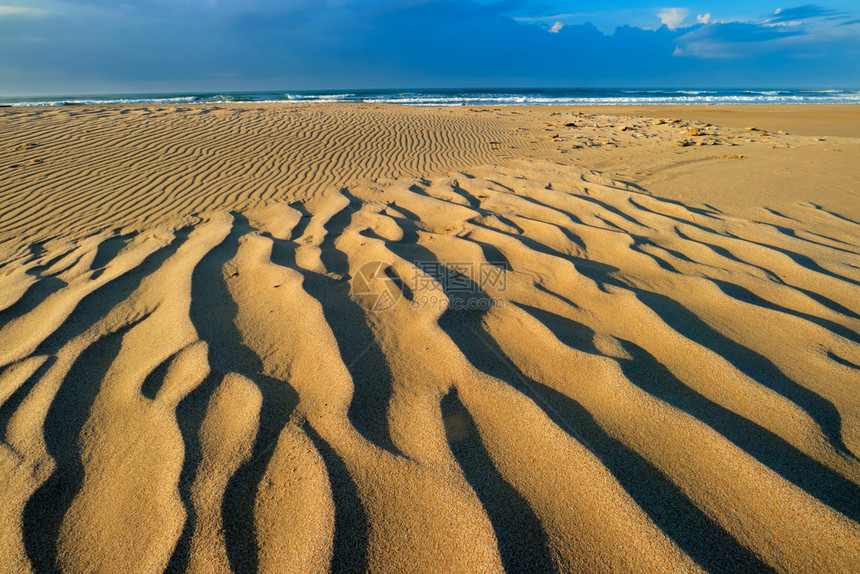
[0,103,858,573]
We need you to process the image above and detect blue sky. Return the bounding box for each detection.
[1,1,858,95]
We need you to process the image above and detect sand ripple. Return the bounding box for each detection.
[0,106,859,573]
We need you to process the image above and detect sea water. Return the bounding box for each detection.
[2,88,859,107]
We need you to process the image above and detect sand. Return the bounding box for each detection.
[0,103,858,573]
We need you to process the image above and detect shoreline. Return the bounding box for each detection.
[2,86,858,109]
[3,101,858,135]
[572,104,860,137]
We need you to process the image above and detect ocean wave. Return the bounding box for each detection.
[3,89,859,108]
[2,95,199,107]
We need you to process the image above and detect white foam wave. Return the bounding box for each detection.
[3,90,859,108]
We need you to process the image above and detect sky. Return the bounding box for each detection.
[1,1,859,96]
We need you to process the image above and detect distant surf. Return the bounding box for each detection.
[2,88,859,107]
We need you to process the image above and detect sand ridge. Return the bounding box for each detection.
[0,104,859,573]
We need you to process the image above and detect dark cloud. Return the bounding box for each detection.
[764,4,840,24]
[673,4,860,60]
[706,22,805,42]
[675,21,806,57]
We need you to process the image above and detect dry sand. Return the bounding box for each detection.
[0,103,858,573]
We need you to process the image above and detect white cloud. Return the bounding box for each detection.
[697,13,711,24]
[657,7,688,30]
[0,5,47,17]
[549,21,563,33]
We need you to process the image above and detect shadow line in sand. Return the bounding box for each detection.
[0,276,66,335]
[304,423,370,573]
[491,213,857,467]
[439,301,773,574]
[442,388,556,574]
[275,191,405,458]
[674,227,860,320]
[32,226,194,358]
[617,338,860,522]
[636,198,860,287]
[373,224,772,571]
[166,372,222,572]
[178,212,299,573]
[23,320,143,574]
[0,357,55,442]
[356,217,558,570]
[89,230,138,279]
[711,278,860,344]
[635,290,856,461]
[297,268,404,457]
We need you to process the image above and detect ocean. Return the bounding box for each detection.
[2,88,859,107]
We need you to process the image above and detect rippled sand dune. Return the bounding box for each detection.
[1,104,859,573]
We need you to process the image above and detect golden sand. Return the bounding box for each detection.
[0,103,858,573]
